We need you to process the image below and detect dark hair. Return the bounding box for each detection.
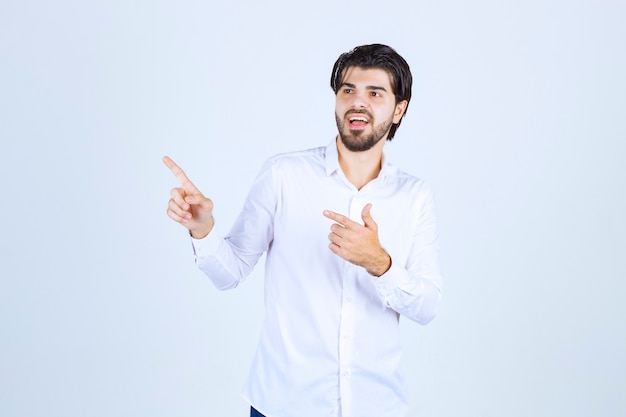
[330,44,413,141]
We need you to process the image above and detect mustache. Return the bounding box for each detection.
[344,109,373,119]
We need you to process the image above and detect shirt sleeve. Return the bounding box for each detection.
[374,185,443,325]
[190,158,278,290]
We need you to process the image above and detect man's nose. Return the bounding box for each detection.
[350,92,367,109]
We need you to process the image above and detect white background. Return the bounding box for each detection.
[1,1,625,416]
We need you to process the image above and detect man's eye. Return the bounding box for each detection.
[343,88,353,94]
[371,91,381,97]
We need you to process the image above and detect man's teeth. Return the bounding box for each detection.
[350,117,368,122]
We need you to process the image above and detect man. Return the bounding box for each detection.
[164,44,442,417]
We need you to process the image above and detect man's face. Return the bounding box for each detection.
[335,67,407,152]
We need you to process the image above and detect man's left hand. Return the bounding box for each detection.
[323,204,391,277]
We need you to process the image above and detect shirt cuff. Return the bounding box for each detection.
[190,230,222,259]
[373,261,404,305]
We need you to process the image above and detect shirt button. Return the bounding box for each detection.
[345,296,352,302]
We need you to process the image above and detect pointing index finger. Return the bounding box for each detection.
[162,156,199,194]
[323,210,351,226]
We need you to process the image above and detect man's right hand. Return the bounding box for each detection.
[163,156,215,239]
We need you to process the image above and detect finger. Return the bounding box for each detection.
[168,198,191,220]
[361,203,377,229]
[328,242,341,256]
[162,156,200,194]
[328,231,343,246]
[170,187,189,210]
[167,206,189,224]
[184,195,215,215]
[330,223,345,238]
[323,210,354,227]
[184,194,210,206]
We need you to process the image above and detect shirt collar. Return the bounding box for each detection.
[324,138,396,179]
[325,139,341,176]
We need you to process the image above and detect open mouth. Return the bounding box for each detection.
[348,115,369,129]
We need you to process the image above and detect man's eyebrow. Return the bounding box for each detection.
[339,82,388,92]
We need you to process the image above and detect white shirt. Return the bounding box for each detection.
[192,140,443,417]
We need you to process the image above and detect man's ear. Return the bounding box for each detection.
[393,100,408,124]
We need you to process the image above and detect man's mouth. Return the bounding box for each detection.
[347,114,370,129]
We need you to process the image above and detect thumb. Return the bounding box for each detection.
[361,203,377,229]
[185,193,211,209]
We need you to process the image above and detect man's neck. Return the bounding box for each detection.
[336,136,385,190]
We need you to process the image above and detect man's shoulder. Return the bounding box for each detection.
[385,163,435,197]
[265,145,326,168]
[271,145,325,160]
[386,162,424,183]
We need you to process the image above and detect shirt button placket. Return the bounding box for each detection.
[348,195,365,225]
[338,262,356,417]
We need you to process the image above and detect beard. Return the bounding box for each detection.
[335,110,394,152]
